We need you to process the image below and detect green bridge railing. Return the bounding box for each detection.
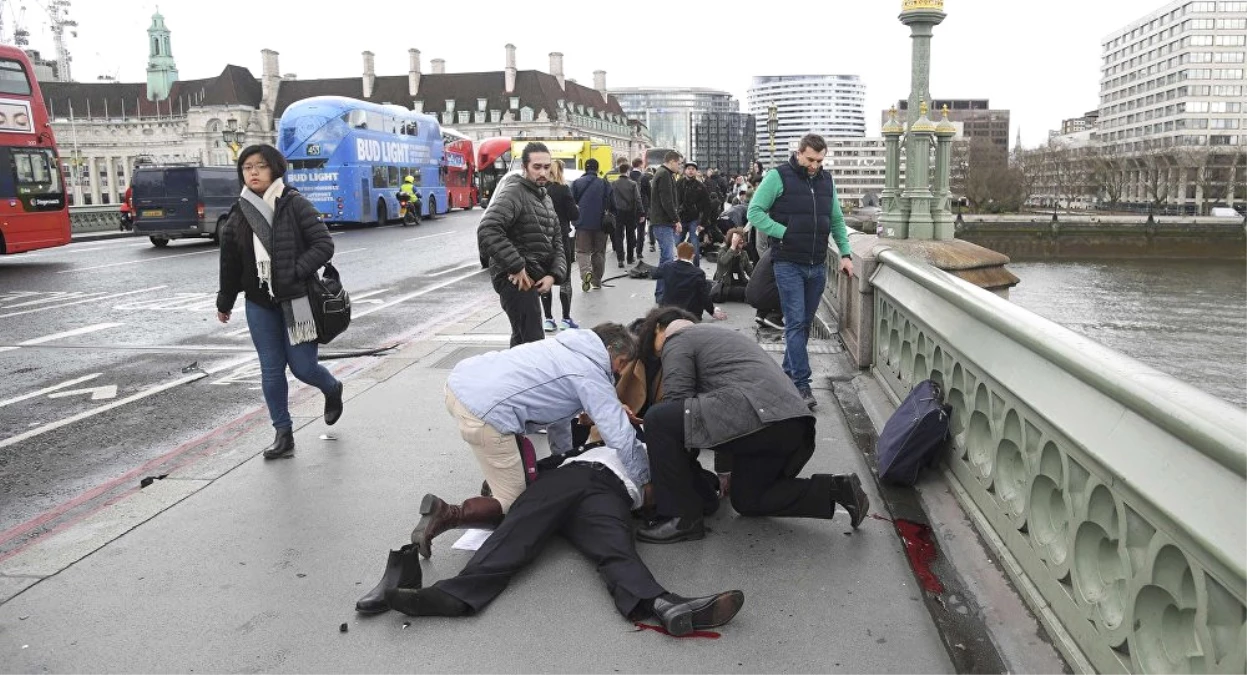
[845,247,1245,673]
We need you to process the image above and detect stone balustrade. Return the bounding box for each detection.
[832,244,1246,673]
[69,205,125,233]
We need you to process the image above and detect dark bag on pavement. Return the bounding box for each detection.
[307,261,351,344]
[876,379,952,486]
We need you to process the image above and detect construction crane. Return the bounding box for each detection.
[0,0,32,47]
[38,0,74,81]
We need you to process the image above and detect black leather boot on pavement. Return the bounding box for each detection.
[355,544,423,614]
[262,427,295,459]
[829,473,869,528]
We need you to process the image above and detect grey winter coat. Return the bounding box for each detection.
[660,324,813,449]
[477,175,567,285]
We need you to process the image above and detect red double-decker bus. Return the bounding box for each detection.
[0,45,69,254]
[443,137,477,210]
[475,136,511,208]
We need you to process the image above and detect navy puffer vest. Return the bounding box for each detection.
[769,157,836,265]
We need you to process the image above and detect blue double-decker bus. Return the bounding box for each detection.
[278,96,449,225]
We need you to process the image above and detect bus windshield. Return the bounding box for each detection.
[10,148,61,194]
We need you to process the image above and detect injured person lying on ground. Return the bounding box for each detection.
[355,443,745,637]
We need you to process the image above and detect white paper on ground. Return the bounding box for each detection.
[452,528,493,551]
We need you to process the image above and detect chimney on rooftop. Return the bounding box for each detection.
[260,48,280,112]
[431,58,445,74]
[362,51,375,99]
[550,52,564,91]
[505,43,517,94]
[593,70,607,103]
[408,48,421,97]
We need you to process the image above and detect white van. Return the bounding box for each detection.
[1210,207,1243,218]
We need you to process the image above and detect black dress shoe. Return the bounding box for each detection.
[636,517,705,544]
[652,591,745,636]
[262,427,295,459]
[830,473,870,528]
[324,381,344,426]
[355,544,422,614]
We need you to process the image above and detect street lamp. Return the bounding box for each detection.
[222,117,245,163]
[766,104,778,168]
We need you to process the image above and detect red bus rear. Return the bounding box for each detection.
[475,137,511,208]
[0,45,69,255]
[444,138,476,210]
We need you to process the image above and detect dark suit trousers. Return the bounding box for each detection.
[433,463,667,618]
[644,400,833,523]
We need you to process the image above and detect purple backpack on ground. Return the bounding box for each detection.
[876,380,952,486]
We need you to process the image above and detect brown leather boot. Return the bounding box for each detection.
[410,494,503,559]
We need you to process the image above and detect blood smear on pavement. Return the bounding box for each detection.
[895,519,944,594]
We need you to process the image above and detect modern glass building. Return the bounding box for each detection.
[610,87,755,175]
[748,75,867,167]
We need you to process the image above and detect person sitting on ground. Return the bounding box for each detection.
[746,247,785,330]
[650,242,725,321]
[410,323,646,559]
[712,227,754,305]
[361,443,745,637]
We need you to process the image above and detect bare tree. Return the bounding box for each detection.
[1089,145,1128,210]
[1141,151,1171,209]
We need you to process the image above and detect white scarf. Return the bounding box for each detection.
[250,178,285,297]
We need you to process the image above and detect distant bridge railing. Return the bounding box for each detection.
[69,205,124,234]
[830,243,1246,673]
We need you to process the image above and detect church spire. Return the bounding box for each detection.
[146,9,178,101]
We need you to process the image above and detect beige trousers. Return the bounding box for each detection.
[445,386,524,512]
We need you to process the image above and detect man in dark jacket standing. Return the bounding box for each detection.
[747,134,854,410]
[676,162,711,267]
[635,319,868,544]
[647,152,682,268]
[571,158,612,291]
[610,162,643,267]
[477,142,566,347]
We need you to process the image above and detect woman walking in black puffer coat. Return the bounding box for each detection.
[216,144,344,460]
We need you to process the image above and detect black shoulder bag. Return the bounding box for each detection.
[292,209,352,344]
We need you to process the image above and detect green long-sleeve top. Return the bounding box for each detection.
[746,169,852,257]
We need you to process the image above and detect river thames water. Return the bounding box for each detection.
[1007,259,1246,409]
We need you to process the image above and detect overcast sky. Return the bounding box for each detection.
[15,0,1151,148]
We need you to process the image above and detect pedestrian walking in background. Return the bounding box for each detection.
[610,161,643,268]
[216,144,344,460]
[571,158,613,291]
[747,134,854,410]
[540,161,581,332]
[478,142,566,347]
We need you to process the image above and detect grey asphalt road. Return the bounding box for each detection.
[0,210,494,552]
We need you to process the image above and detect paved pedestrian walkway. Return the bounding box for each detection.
[0,257,953,673]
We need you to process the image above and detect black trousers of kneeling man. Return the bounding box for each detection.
[644,399,834,524]
[432,462,666,617]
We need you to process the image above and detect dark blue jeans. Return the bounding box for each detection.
[246,299,340,430]
[652,224,677,302]
[773,260,826,390]
[679,219,701,267]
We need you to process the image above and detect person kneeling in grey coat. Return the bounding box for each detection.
[631,309,869,544]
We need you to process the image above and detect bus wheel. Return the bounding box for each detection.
[376,200,388,226]
[427,197,437,219]
[150,237,170,248]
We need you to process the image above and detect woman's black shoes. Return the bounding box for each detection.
[324,381,344,426]
[356,544,422,614]
[262,427,295,459]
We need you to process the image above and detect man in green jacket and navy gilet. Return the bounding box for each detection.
[747,134,854,410]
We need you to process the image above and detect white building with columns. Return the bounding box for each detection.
[38,13,646,206]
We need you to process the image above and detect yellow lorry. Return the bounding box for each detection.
[509,138,614,176]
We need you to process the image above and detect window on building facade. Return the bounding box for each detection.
[477,98,487,111]
[509,97,519,110]
[520,107,533,122]
[490,110,500,123]
[458,111,469,124]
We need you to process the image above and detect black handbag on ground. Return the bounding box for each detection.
[307,261,351,344]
